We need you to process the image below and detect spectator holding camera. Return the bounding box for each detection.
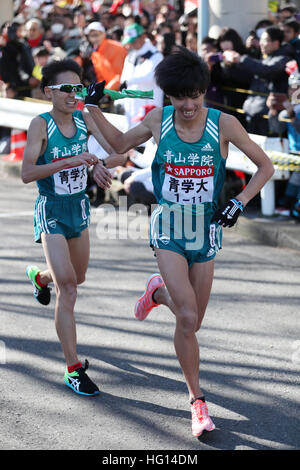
[215,27,251,126]
[223,26,293,135]
[200,36,224,110]
[267,72,300,219]
[245,19,273,59]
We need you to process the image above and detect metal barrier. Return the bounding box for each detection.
[0,97,128,131]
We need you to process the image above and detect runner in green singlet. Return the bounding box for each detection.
[22,59,124,396]
[84,46,274,435]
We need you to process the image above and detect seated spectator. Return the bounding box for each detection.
[224,26,293,135]
[85,21,127,91]
[121,139,157,214]
[123,167,156,215]
[267,72,300,218]
[283,19,300,68]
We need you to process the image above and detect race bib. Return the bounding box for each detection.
[53,157,87,195]
[162,163,214,204]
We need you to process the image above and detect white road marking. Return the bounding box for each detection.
[0,211,33,218]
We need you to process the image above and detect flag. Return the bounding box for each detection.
[109,0,124,14]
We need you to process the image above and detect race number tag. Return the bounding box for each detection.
[162,163,214,204]
[53,157,87,195]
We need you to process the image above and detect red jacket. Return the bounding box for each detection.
[91,38,127,90]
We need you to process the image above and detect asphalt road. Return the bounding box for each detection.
[0,175,299,451]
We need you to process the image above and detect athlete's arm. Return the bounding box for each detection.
[82,108,116,155]
[82,108,127,169]
[86,105,154,153]
[220,113,275,207]
[21,116,99,184]
[82,108,126,189]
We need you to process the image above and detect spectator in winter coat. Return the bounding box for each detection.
[283,19,300,69]
[120,23,164,130]
[85,21,127,91]
[224,26,294,135]
[0,22,34,98]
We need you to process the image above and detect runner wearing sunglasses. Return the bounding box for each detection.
[22,59,124,396]
[47,83,85,93]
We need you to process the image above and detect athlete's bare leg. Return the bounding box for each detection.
[38,269,53,286]
[154,248,214,402]
[41,229,89,366]
[67,228,90,285]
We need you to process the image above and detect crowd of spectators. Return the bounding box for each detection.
[1,0,300,217]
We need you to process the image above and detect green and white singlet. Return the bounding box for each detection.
[150,106,226,266]
[33,110,91,243]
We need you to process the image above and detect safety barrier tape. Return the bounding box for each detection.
[205,97,292,122]
[266,151,300,170]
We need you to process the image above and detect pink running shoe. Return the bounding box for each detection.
[134,273,165,321]
[191,399,216,437]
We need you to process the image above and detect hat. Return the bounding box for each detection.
[122,23,144,45]
[84,22,105,35]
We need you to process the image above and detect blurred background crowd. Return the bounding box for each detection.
[1,0,300,216]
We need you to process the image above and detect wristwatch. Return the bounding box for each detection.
[98,158,107,167]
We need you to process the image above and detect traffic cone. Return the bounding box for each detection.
[3,129,27,161]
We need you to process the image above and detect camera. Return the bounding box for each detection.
[7,23,18,41]
[209,52,223,63]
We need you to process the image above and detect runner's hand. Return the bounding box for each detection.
[65,152,98,168]
[85,81,105,106]
[93,160,112,189]
[211,198,244,227]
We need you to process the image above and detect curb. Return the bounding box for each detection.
[0,157,22,178]
[236,214,300,252]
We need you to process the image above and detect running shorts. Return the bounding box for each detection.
[150,203,222,266]
[34,192,90,243]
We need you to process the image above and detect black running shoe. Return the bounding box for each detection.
[64,359,100,396]
[26,265,51,305]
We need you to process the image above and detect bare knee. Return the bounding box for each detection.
[176,306,198,336]
[56,279,77,303]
